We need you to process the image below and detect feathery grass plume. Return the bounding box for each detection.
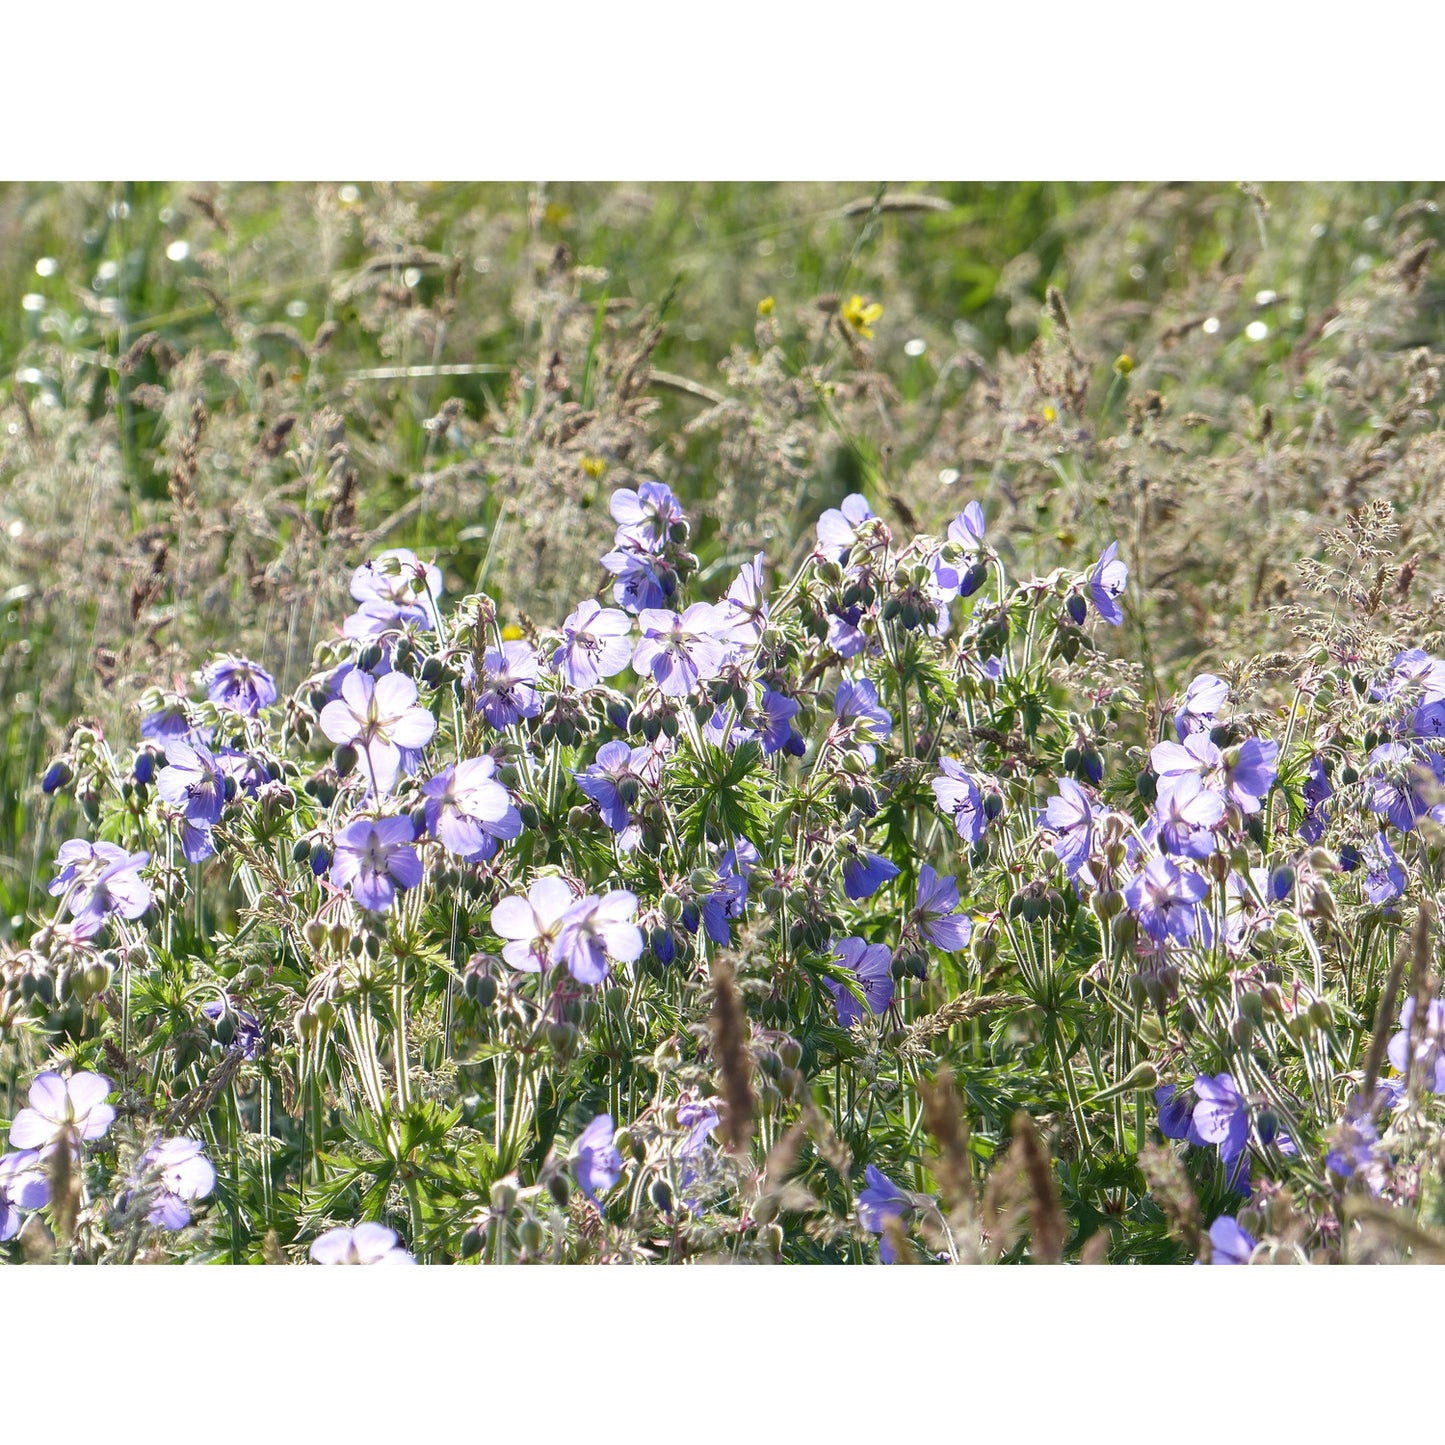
[709,958,755,1156]
[801,1099,853,1182]
[980,1143,1029,1262]
[1138,1142,1201,1257]
[1403,903,1438,1103]
[18,1213,55,1264]
[1079,1230,1112,1265]
[919,1066,976,1215]
[1008,1111,1065,1264]
[901,993,1029,1059]
[262,1229,287,1266]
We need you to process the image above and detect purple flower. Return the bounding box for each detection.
[551,600,633,688]
[575,740,643,832]
[833,678,892,761]
[1206,1215,1255,1265]
[816,493,875,558]
[1154,772,1225,859]
[1042,778,1094,878]
[491,876,576,972]
[157,739,226,830]
[477,641,543,729]
[330,816,423,911]
[48,841,152,933]
[574,1113,624,1204]
[827,937,894,1028]
[610,481,685,550]
[9,1071,114,1151]
[1124,856,1209,944]
[1173,673,1229,739]
[1089,541,1128,626]
[0,1150,49,1240]
[203,655,277,717]
[857,1164,909,1263]
[553,890,643,984]
[826,606,867,660]
[758,688,806,757]
[201,1000,265,1060]
[632,605,729,697]
[1362,832,1407,905]
[140,701,198,743]
[1154,1084,1199,1142]
[719,552,769,647]
[349,548,442,631]
[932,757,987,843]
[1300,754,1333,843]
[933,501,987,595]
[320,670,437,794]
[1387,995,1445,1093]
[135,1136,215,1230]
[311,1222,416,1265]
[602,547,669,613]
[1367,743,1442,833]
[1150,731,1221,783]
[1373,648,1445,705]
[1325,1100,1386,1192]
[1222,738,1279,814]
[1191,1073,1250,1193]
[912,865,972,951]
[421,757,522,861]
[842,848,900,901]
[701,842,756,945]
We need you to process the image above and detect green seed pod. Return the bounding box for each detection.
[1308,998,1334,1031]
[518,1218,545,1254]
[490,1180,517,1215]
[650,1178,675,1214]
[314,999,337,1029]
[474,976,498,1009]
[458,1227,484,1259]
[546,1021,578,1061]
[547,1174,571,1208]
[333,743,359,777]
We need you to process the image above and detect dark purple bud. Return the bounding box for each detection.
[1065,592,1087,626]
[310,845,332,876]
[42,760,73,794]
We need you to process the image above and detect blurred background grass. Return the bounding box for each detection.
[1,180,1441,928]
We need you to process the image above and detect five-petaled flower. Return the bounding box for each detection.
[320,670,436,794]
[330,816,423,911]
[311,1222,416,1265]
[9,1070,114,1152]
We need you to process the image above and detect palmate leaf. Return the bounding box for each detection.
[676,737,769,848]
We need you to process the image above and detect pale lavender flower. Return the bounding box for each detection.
[1124,856,1208,944]
[1150,731,1222,783]
[610,481,685,550]
[719,552,769,647]
[827,937,894,1028]
[0,1150,48,1240]
[816,493,875,558]
[421,757,522,861]
[9,1070,114,1151]
[48,841,152,933]
[1042,778,1094,878]
[1367,743,1441,833]
[349,548,442,631]
[330,816,422,911]
[157,739,226,828]
[320,670,436,794]
[1173,673,1229,739]
[833,677,892,762]
[632,605,729,697]
[933,757,987,843]
[553,891,644,984]
[574,1113,623,1204]
[602,548,669,612]
[842,848,900,901]
[1205,1216,1255,1265]
[1089,541,1128,626]
[477,641,543,729]
[311,1221,416,1265]
[1222,738,1279,814]
[1362,832,1407,905]
[491,876,577,972]
[575,740,643,832]
[857,1164,909,1263]
[758,688,805,757]
[1387,995,1445,1093]
[551,600,633,688]
[135,1136,215,1230]
[1154,772,1225,859]
[203,656,277,717]
[911,865,972,951]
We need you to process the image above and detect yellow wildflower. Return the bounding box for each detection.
[842,293,883,339]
